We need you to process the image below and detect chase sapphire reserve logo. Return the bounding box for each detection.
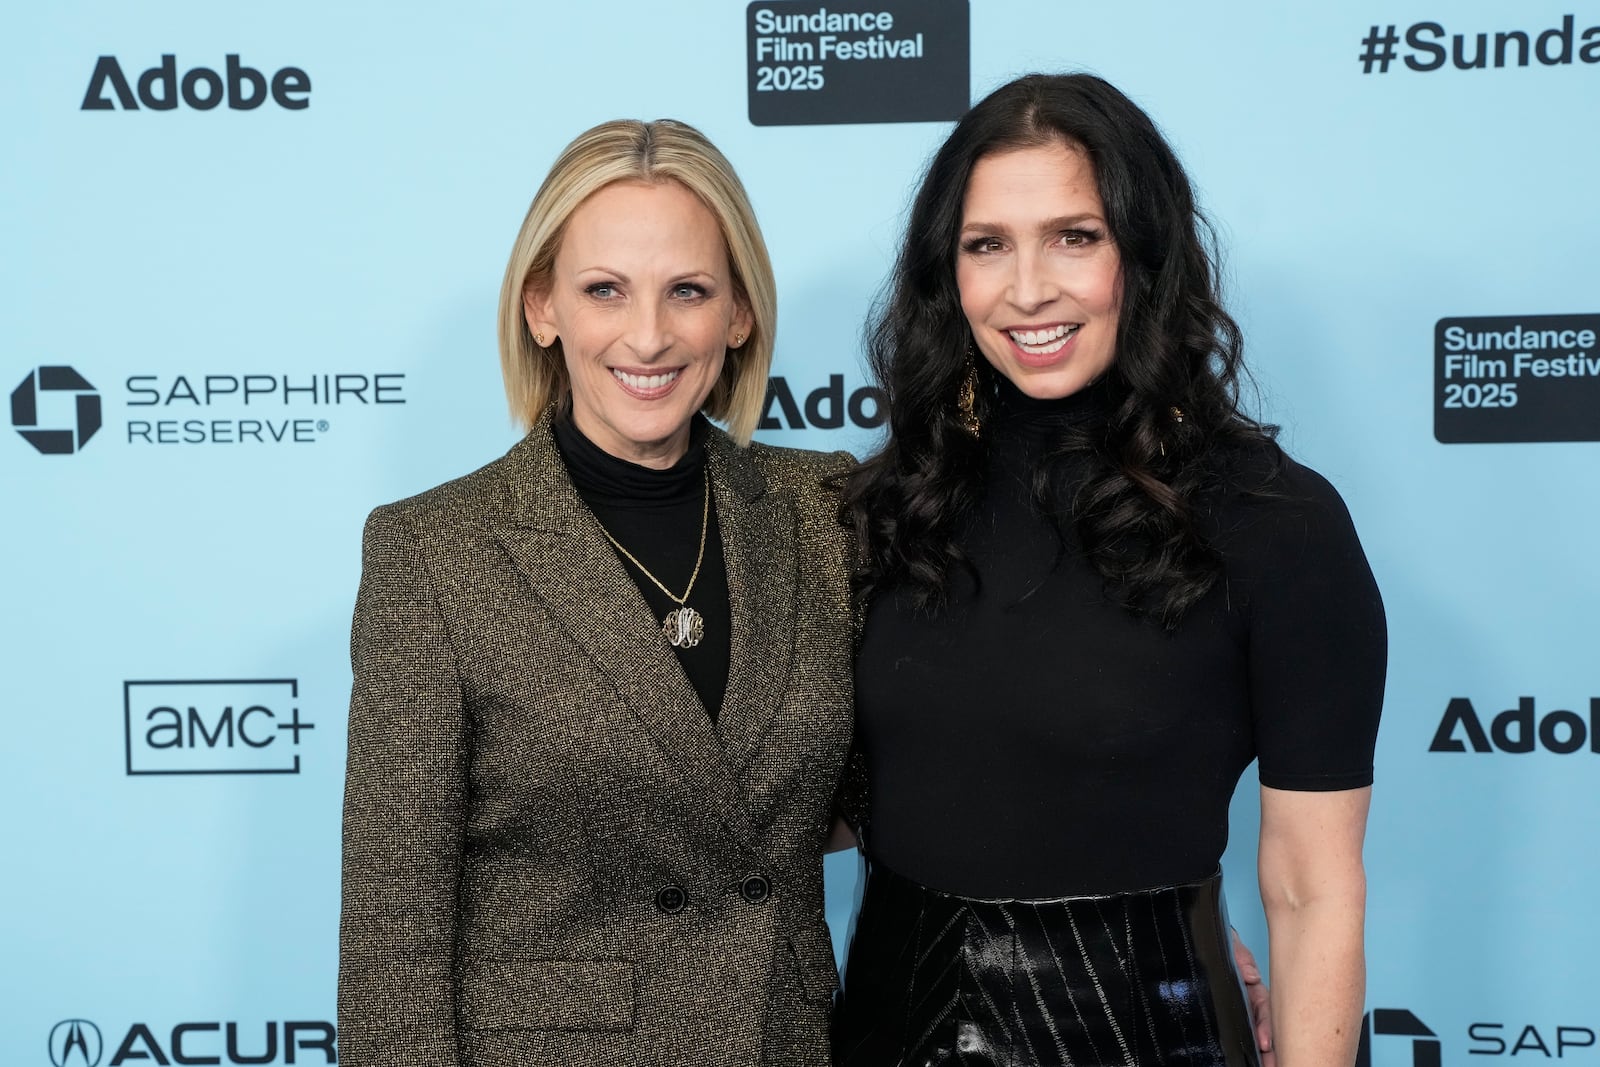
[11,366,101,454]
[1356,1006,1599,1062]
[746,0,969,125]
[1356,1010,1439,1067]
[8,365,407,454]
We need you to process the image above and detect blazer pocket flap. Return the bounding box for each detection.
[461,957,636,1032]
[789,928,841,1001]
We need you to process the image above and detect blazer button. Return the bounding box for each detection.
[740,874,771,905]
[655,884,687,915]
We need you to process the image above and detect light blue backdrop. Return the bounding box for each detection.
[6,2,1598,1063]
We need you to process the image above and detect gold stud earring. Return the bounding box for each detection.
[534,332,547,347]
[732,333,746,346]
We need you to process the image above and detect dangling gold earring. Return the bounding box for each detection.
[1160,406,1185,457]
[957,348,981,437]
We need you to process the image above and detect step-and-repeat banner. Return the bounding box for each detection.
[5,1,1597,1063]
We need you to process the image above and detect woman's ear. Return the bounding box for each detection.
[729,299,755,348]
[523,284,557,347]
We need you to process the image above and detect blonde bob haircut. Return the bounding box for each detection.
[497,119,777,445]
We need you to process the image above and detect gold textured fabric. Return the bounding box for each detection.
[338,413,855,1067]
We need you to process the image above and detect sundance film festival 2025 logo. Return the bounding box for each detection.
[48,1018,335,1066]
[82,54,310,111]
[1357,1007,1599,1063]
[1359,15,1600,74]
[11,366,101,454]
[7,366,407,455]
[1434,314,1600,443]
[124,679,314,775]
[1430,696,1600,754]
[746,0,969,125]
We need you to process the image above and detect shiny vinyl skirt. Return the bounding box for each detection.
[832,864,1261,1067]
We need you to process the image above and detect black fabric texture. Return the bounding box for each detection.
[853,377,1387,898]
[833,862,1261,1066]
[552,413,731,720]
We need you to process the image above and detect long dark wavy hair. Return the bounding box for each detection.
[843,73,1278,627]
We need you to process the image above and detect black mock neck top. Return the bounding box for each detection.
[553,413,730,719]
[853,378,1387,898]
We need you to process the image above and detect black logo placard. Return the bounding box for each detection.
[747,0,969,126]
[1434,314,1600,443]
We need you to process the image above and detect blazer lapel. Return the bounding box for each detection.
[492,418,758,843]
[707,431,799,770]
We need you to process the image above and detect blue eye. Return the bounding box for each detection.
[672,283,708,299]
[585,282,618,299]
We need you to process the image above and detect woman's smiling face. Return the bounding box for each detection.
[526,179,751,468]
[956,141,1122,400]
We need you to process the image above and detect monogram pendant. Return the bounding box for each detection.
[662,606,705,649]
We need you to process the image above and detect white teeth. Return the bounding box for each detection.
[612,369,680,391]
[1008,324,1078,354]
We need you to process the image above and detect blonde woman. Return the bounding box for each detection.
[337,120,853,1067]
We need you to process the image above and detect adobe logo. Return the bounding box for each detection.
[82,55,311,111]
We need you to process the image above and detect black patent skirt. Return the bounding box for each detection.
[832,863,1261,1067]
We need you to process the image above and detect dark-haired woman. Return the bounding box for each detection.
[834,74,1385,1067]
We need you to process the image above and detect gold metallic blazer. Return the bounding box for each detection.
[338,416,855,1067]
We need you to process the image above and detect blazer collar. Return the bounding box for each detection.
[500,409,768,533]
[492,410,797,839]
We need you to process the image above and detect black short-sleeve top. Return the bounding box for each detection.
[853,382,1387,899]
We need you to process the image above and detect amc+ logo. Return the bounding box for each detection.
[11,366,101,454]
[50,1019,104,1067]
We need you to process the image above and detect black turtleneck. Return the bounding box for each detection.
[552,414,730,720]
[854,376,1386,898]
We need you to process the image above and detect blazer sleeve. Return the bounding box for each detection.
[337,505,467,1066]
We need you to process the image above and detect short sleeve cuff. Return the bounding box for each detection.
[1257,767,1373,792]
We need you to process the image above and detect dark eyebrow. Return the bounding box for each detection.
[1039,213,1104,230]
[959,213,1105,237]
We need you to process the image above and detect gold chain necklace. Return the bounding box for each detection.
[593,467,710,649]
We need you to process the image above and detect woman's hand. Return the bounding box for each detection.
[1258,785,1372,1067]
[1231,928,1276,1066]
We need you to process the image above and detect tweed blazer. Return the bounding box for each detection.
[338,415,856,1067]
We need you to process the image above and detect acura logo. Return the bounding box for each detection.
[49,1019,104,1067]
